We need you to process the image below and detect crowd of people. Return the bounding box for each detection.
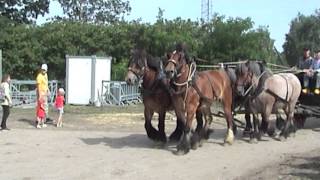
[0,64,65,131]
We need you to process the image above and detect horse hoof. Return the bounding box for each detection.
[174,148,189,155]
[249,138,258,144]
[289,133,296,138]
[191,142,199,150]
[169,132,182,142]
[224,129,234,145]
[279,136,286,142]
[256,133,262,141]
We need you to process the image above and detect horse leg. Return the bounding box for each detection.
[223,101,234,145]
[173,97,190,155]
[169,117,183,142]
[243,111,252,137]
[191,108,203,150]
[158,111,167,143]
[176,96,199,155]
[144,108,159,141]
[280,105,295,140]
[249,113,259,144]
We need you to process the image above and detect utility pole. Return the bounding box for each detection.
[201,0,213,22]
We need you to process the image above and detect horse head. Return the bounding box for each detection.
[235,61,263,96]
[165,44,189,80]
[125,48,148,85]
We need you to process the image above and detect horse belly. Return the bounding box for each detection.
[143,93,172,112]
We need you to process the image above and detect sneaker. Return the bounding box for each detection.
[36,124,42,129]
[42,124,47,128]
[302,88,308,94]
[315,89,320,94]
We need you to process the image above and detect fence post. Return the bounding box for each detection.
[0,49,2,80]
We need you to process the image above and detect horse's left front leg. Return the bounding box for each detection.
[173,96,190,155]
[158,111,167,143]
[223,101,234,145]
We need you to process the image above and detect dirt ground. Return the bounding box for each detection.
[1,104,320,180]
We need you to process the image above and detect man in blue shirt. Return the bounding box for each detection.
[297,48,314,93]
[311,49,320,94]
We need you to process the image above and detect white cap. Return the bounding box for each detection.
[41,64,48,71]
[58,88,65,94]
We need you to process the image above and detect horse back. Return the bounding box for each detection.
[265,73,301,102]
[196,69,232,100]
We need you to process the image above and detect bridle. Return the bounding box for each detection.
[166,51,186,78]
[127,57,148,81]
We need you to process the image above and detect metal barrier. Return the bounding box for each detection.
[10,80,58,106]
[101,81,141,106]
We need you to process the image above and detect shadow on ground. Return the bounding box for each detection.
[79,134,178,152]
[282,154,320,179]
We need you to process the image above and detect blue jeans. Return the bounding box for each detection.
[303,72,320,88]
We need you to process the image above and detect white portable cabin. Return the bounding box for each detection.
[65,55,112,105]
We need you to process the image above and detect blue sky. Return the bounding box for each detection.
[37,0,319,52]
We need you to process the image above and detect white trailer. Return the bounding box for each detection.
[65,55,112,105]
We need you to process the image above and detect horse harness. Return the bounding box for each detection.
[265,74,289,104]
[247,72,290,104]
[169,61,216,105]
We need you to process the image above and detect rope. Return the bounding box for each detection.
[172,62,197,108]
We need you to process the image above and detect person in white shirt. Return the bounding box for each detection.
[0,74,12,131]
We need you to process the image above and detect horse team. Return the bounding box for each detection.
[125,44,301,155]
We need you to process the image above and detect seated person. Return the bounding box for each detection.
[297,48,314,93]
[310,50,320,94]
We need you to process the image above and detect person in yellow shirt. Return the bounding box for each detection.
[36,64,50,127]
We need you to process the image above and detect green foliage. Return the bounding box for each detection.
[283,9,320,66]
[0,12,278,81]
[0,0,49,24]
[56,0,131,24]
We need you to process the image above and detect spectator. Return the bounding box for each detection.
[36,98,46,128]
[54,88,65,127]
[311,50,320,94]
[0,74,12,131]
[297,48,314,93]
[36,64,50,126]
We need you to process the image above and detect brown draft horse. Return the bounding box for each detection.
[165,46,234,154]
[125,48,189,143]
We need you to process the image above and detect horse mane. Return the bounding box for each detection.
[174,43,191,64]
[224,66,237,86]
[249,61,273,97]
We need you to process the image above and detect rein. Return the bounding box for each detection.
[168,61,197,109]
[243,70,267,97]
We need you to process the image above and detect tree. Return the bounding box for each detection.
[0,0,49,24]
[283,9,320,66]
[57,0,131,23]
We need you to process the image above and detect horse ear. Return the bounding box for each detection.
[166,52,172,60]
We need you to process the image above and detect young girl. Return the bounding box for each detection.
[54,88,65,127]
[36,98,46,128]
